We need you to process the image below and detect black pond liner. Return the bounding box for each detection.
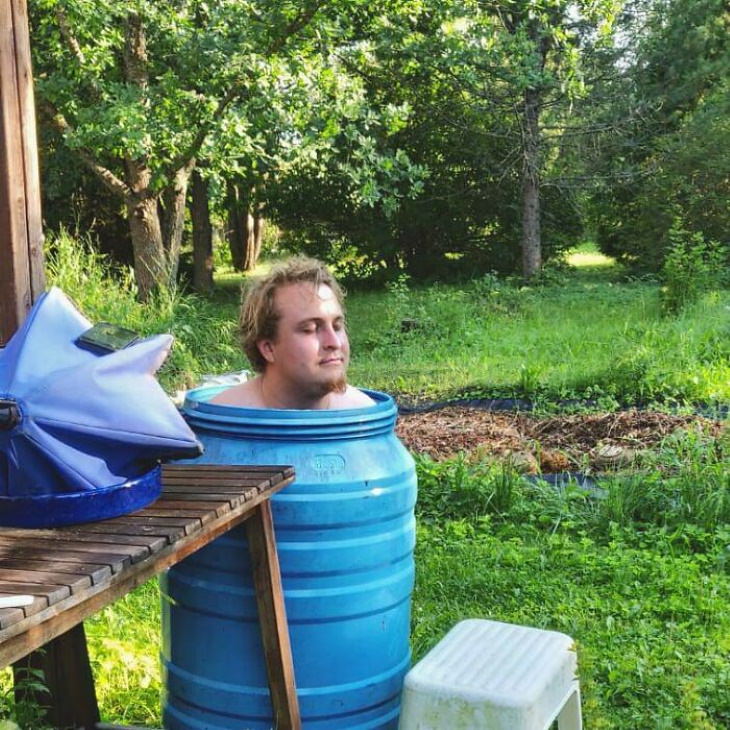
[396,396,729,419]
[525,472,607,499]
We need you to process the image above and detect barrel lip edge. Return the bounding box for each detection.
[182,387,396,426]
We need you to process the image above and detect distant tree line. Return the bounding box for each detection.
[32,0,729,295]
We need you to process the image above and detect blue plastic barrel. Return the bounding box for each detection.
[161,387,417,730]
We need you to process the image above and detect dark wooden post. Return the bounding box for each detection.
[0,0,45,345]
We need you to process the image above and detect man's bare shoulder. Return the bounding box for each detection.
[209,380,263,407]
[330,386,376,409]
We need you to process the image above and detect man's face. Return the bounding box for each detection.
[257,282,350,398]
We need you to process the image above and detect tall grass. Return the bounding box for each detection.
[346,271,730,406]
[0,235,726,728]
[46,231,246,392]
[411,427,730,729]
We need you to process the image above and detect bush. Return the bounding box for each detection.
[660,224,727,314]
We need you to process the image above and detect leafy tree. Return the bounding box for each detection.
[33,0,429,295]
[273,0,619,280]
[584,0,730,268]
[31,0,371,297]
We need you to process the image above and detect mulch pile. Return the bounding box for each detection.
[396,407,726,473]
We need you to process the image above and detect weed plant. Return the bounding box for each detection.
[412,428,730,729]
[345,261,730,407]
[2,235,726,727]
[660,224,728,315]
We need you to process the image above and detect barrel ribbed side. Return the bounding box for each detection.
[161,389,416,730]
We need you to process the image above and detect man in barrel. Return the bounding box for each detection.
[211,257,374,410]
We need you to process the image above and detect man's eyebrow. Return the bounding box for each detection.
[296,315,345,325]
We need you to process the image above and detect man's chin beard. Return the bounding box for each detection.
[309,374,347,399]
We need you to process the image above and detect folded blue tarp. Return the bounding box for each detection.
[0,288,203,527]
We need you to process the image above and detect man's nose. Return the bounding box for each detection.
[320,324,341,349]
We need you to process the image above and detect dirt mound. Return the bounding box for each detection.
[396,407,725,473]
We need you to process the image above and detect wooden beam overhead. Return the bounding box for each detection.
[0,0,45,346]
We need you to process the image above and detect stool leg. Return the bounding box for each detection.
[557,686,582,730]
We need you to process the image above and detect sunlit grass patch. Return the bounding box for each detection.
[567,242,616,269]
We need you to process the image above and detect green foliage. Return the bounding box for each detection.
[4,237,726,728]
[347,254,730,406]
[660,225,728,314]
[0,666,50,730]
[586,0,730,271]
[412,426,730,728]
[45,230,246,391]
[415,453,521,522]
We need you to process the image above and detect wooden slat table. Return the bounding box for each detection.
[0,463,301,730]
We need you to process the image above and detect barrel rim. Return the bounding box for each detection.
[182,387,394,426]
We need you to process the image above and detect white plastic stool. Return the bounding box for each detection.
[399,619,582,730]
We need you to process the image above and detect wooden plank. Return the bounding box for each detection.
[0,557,112,585]
[0,594,45,624]
[246,502,301,730]
[0,0,44,345]
[10,0,44,299]
[162,483,260,493]
[0,527,167,553]
[97,515,200,535]
[0,536,149,564]
[0,546,129,574]
[72,522,187,543]
[0,0,30,343]
[163,475,271,486]
[163,464,294,477]
[131,507,211,523]
[0,582,69,610]
[0,567,91,592]
[156,491,244,505]
[156,498,231,513]
[0,473,294,667]
[0,608,25,630]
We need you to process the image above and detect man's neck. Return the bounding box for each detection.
[257,374,333,410]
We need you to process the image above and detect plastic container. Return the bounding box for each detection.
[161,387,417,729]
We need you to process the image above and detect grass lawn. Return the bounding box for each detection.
[1,237,727,728]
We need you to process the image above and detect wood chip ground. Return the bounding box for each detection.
[396,408,726,473]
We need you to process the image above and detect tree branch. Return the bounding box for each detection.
[160,1,329,182]
[39,100,133,200]
[55,6,84,64]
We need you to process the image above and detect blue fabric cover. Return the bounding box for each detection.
[0,288,202,525]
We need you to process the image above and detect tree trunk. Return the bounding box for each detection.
[126,193,166,300]
[191,168,214,294]
[226,181,245,271]
[520,85,542,279]
[249,205,265,270]
[162,162,193,286]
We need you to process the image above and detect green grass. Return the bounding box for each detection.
[1,234,726,728]
[345,266,730,407]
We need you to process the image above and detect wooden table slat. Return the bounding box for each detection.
[162,483,260,494]
[72,523,186,543]
[0,568,91,592]
[0,558,112,585]
[162,475,270,487]
[0,582,70,606]
[0,529,168,551]
[163,464,294,477]
[0,537,150,564]
[0,608,26,630]
[0,546,129,573]
[0,465,300,729]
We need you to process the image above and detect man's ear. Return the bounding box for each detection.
[257,339,275,364]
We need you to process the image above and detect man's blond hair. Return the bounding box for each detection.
[240,256,345,373]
